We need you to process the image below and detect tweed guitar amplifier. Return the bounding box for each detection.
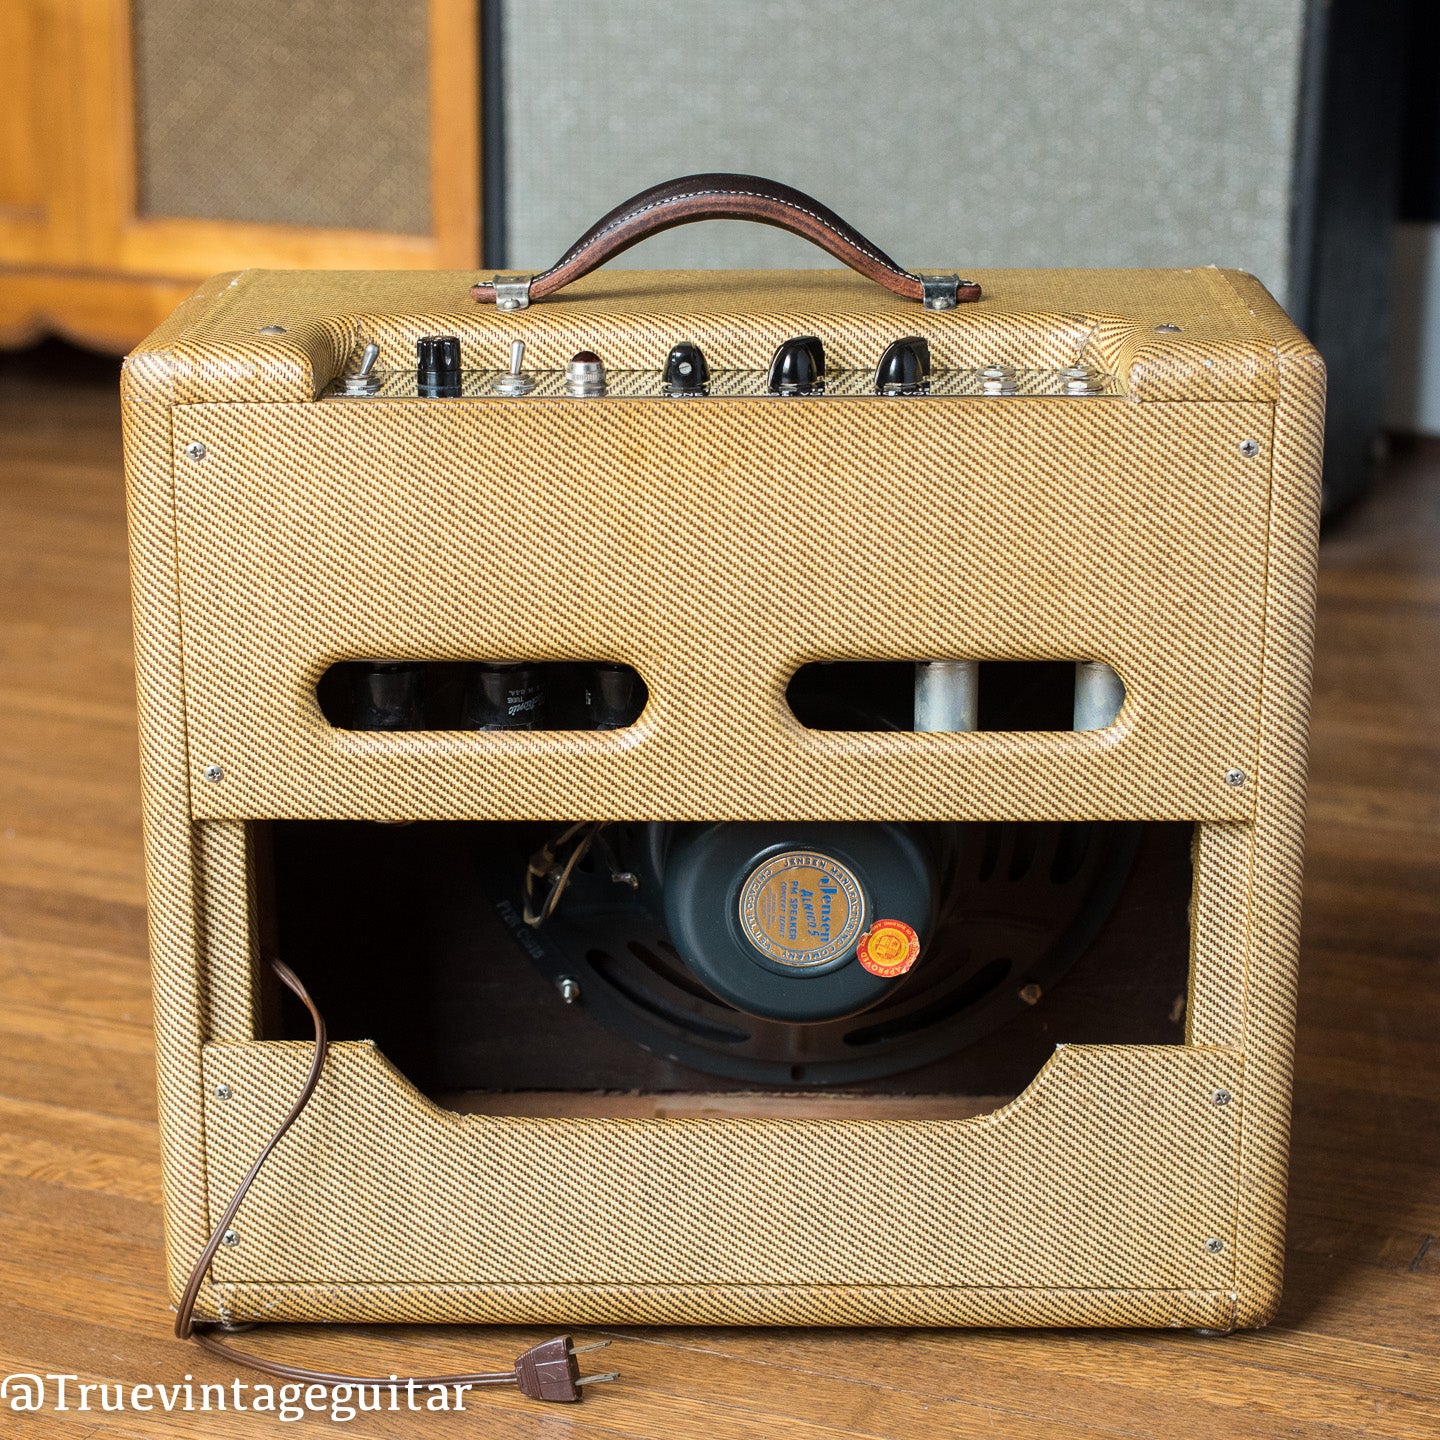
[122,177,1323,1359]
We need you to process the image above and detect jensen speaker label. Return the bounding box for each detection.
[738,850,866,968]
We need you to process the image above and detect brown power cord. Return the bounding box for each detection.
[174,957,618,1404]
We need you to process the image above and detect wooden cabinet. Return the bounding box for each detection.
[0,0,479,352]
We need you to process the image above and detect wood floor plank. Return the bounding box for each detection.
[0,939,153,1026]
[593,1327,1439,1440]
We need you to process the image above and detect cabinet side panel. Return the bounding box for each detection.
[1220,272,1325,1325]
[123,300,218,1310]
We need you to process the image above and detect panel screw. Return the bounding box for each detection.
[1205,1237,1225,1255]
[1212,1088,1231,1106]
[558,977,581,1005]
[1224,768,1246,787]
[203,764,223,783]
[1154,322,1181,334]
[1018,983,1043,1006]
[222,1230,240,1247]
[215,1083,232,1100]
[1239,439,1260,458]
[184,441,207,461]
[258,324,287,335]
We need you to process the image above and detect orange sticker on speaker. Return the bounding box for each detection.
[856,919,920,978]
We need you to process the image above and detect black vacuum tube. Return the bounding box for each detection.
[462,662,548,729]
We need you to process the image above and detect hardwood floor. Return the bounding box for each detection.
[0,346,1435,1436]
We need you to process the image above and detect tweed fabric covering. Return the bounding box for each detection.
[123,279,230,1310]
[1218,273,1323,1324]
[150,266,1289,404]
[201,1042,1241,1325]
[171,399,1270,824]
[121,266,1323,1328]
[202,1284,1240,1330]
[1187,823,1253,1050]
[196,821,259,1042]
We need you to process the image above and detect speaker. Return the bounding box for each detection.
[132,0,432,233]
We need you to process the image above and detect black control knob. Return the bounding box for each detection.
[662,341,709,397]
[416,334,462,398]
[767,336,825,396]
[874,336,931,395]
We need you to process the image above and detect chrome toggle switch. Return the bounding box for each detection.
[337,342,382,397]
[493,340,536,397]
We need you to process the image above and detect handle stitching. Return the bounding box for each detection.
[547,188,913,281]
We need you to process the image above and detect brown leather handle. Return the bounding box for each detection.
[472,173,981,309]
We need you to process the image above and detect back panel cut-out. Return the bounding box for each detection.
[786,660,1126,733]
[317,660,648,732]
